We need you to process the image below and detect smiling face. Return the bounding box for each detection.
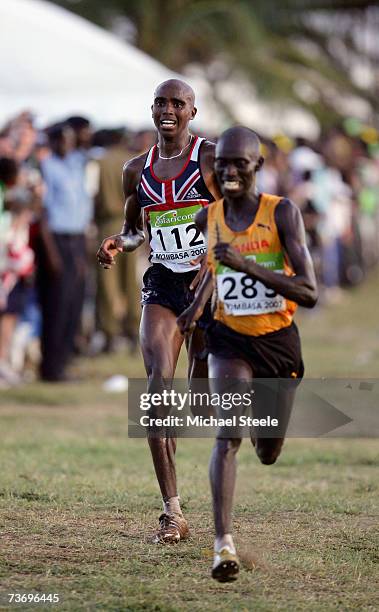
[152,80,197,138]
[215,128,263,199]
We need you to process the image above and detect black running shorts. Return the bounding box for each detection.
[206,320,304,379]
[141,263,212,328]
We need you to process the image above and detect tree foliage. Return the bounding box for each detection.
[51,0,379,125]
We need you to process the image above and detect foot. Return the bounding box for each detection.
[153,512,189,544]
[212,547,240,582]
[0,361,21,386]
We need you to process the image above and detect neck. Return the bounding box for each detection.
[157,131,192,157]
[224,185,260,212]
[53,150,66,159]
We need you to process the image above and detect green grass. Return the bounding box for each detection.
[298,270,379,378]
[0,416,377,611]
[1,271,379,610]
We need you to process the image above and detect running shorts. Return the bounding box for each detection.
[206,320,304,379]
[141,263,212,329]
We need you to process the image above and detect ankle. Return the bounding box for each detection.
[163,495,182,516]
[215,534,236,554]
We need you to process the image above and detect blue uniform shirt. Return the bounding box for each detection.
[41,151,92,234]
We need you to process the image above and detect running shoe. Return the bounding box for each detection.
[153,513,189,544]
[212,547,240,582]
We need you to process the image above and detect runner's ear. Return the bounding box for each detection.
[255,156,264,172]
[191,106,197,120]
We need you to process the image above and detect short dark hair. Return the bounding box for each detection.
[66,116,90,131]
[46,122,66,143]
[218,126,261,154]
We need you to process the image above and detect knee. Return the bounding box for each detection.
[216,438,242,456]
[146,369,172,390]
[142,346,174,383]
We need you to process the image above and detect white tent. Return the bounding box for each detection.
[0,0,221,131]
[0,0,320,137]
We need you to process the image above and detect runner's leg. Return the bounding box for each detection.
[252,381,296,465]
[208,354,251,580]
[208,355,252,537]
[140,304,183,500]
[186,325,208,381]
[186,325,214,417]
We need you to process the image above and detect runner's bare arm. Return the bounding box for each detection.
[97,155,146,267]
[177,269,214,334]
[177,208,214,333]
[195,206,208,235]
[120,157,145,234]
[213,199,318,308]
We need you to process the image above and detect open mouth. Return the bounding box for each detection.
[223,181,240,191]
[160,120,176,127]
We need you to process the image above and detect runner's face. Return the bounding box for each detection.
[215,139,260,198]
[152,84,196,137]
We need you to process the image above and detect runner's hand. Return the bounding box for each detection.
[177,304,201,335]
[96,234,124,269]
[213,242,246,272]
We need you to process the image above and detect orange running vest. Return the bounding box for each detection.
[207,194,297,336]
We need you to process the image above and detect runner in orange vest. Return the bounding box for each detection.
[178,126,318,581]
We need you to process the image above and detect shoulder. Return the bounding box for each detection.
[197,198,222,224]
[275,197,300,220]
[41,153,54,166]
[200,138,216,151]
[195,206,209,232]
[274,197,304,238]
[198,140,221,198]
[199,139,216,165]
[122,151,149,177]
[122,151,149,193]
[41,155,59,175]
[68,149,87,163]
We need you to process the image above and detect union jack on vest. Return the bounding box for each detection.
[137,136,214,273]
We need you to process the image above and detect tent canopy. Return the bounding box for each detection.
[0,0,220,131]
[0,0,318,137]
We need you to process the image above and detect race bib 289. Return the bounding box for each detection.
[216,252,286,316]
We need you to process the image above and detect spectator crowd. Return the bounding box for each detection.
[0,111,378,387]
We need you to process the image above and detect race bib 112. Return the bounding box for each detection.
[149,204,206,264]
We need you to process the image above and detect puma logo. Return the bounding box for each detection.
[257,223,271,231]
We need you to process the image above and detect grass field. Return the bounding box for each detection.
[1,271,379,611]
